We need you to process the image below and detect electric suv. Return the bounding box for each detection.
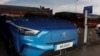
[1,16,78,56]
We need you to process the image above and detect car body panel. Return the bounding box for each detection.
[6,17,78,56]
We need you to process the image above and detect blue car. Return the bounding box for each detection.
[1,16,78,56]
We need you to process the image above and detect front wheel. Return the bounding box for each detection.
[2,36,20,56]
[8,39,20,56]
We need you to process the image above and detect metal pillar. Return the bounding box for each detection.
[84,10,88,43]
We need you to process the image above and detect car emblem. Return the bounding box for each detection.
[62,32,67,38]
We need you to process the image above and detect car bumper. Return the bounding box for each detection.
[41,45,77,56]
[21,40,77,56]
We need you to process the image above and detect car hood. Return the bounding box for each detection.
[11,17,76,30]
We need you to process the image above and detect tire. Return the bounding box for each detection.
[8,39,20,56]
[1,33,20,56]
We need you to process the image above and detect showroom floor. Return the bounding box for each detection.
[1,39,100,56]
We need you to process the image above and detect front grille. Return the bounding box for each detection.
[66,45,77,51]
[47,39,75,45]
[41,50,60,56]
[41,45,77,56]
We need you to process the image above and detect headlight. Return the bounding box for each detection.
[6,20,40,35]
[17,26,40,35]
